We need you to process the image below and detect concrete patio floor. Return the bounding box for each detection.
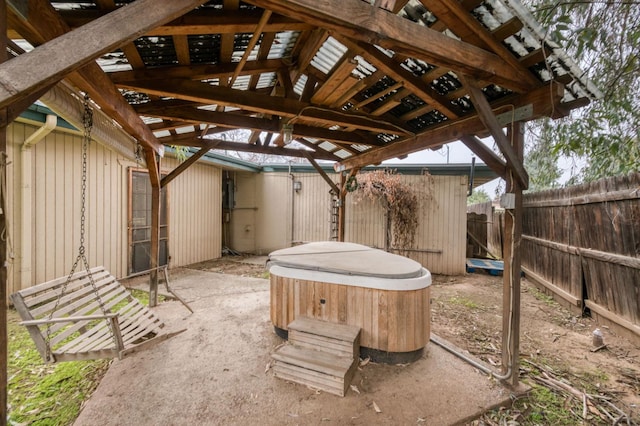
[75,268,525,426]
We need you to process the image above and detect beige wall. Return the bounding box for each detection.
[6,121,221,295]
[344,175,467,275]
[255,173,293,254]
[162,157,222,268]
[229,171,467,274]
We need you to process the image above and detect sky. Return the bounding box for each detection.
[382,139,504,198]
[384,137,586,199]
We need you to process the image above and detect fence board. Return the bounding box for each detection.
[521,172,640,341]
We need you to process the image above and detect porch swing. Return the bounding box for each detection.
[10,96,182,363]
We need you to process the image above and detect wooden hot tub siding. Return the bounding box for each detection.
[270,275,430,353]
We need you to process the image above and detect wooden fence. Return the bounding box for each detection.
[467,201,503,259]
[521,173,640,342]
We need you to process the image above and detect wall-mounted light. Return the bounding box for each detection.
[293,180,302,192]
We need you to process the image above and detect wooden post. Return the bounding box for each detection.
[1,2,8,422]
[338,173,346,242]
[145,150,161,307]
[501,122,524,386]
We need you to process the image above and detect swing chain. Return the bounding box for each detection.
[44,95,113,361]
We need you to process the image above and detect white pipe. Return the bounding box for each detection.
[20,115,57,291]
[22,114,56,149]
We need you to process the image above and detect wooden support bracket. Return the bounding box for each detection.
[462,76,529,189]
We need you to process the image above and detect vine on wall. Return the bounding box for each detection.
[350,169,429,253]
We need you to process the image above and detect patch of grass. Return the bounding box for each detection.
[128,288,166,306]
[7,310,110,426]
[526,385,580,425]
[528,286,556,307]
[259,271,270,279]
[8,289,161,425]
[447,296,480,309]
[480,383,585,425]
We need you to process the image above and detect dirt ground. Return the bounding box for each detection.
[77,256,639,425]
[191,256,640,420]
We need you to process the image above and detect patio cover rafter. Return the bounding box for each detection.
[119,78,412,135]
[1,0,211,154]
[245,0,534,93]
[335,82,564,171]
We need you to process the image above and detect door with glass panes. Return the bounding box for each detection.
[128,169,168,274]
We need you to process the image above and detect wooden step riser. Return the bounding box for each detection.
[288,330,358,358]
[273,362,354,397]
[274,362,345,390]
[287,317,361,343]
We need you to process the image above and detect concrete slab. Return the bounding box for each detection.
[75,269,524,426]
[233,255,269,266]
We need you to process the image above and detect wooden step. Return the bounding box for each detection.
[272,344,358,397]
[288,317,361,358]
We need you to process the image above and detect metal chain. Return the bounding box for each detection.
[45,95,113,361]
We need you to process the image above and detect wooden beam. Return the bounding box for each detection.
[0,83,57,126]
[120,43,145,68]
[491,17,524,41]
[4,1,205,155]
[311,53,358,104]
[459,135,506,178]
[1,1,8,421]
[245,0,533,92]
[120,78,411,135]
[463,76,529,189]
[145,149,161,307]
[111,59,284,84]
[501,121,524,386]
[249,32,277,90]
[419,0,539,88]
[220,0,239,68]
[1,0,208,109]
[161,143,219,188]
[302,152,339,194]
[338,173,346,241]
[58,9,313,36]
[228,10,272,86]
[173,35,191,65]
[339,38,461,118]
[335,82,565,170]
[162,136,338,161]
[137,104,379,146]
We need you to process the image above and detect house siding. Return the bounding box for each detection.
[6,122,222,295]
[230,171,467,274]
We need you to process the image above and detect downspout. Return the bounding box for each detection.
[289,162,295,247]
[467,155,476,196]
[21,114,57,290]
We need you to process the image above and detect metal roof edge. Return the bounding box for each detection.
[164,147,262,172]
[260,162,497,178]
[500,0,603,100]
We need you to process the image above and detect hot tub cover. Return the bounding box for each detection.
[268,242,425,279]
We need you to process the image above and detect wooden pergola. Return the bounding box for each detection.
[0,0,598,420]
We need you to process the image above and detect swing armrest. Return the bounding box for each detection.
[21,313,119,326]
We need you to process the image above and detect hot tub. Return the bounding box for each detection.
[268,242,432,363]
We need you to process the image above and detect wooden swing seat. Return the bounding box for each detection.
[11,266,183,363]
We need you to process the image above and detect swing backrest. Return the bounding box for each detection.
[11,266,166,362]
